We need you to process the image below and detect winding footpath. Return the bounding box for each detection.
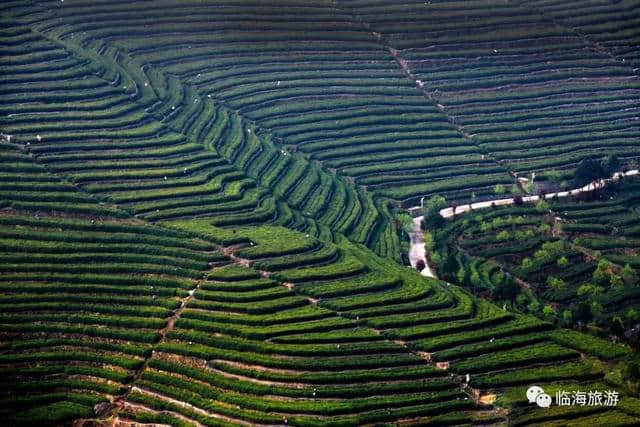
[409,169,639,278]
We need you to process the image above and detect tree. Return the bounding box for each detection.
[571,301,593,323]
[396,213,413,233]
[593,267,608,285]
[562,309,573,325]
[496,230,510,241]
[548,276,567,291]
[542,305,555,321]
[516,293,529,308]
[494,183,506,195]
[423,195,447,228]
[611,316,626,340]
[442,252,457,275]
[610,274,624,287]
[537,223,550,233]
[577,283,603,297]
[526,181,535,194]
[573,157,606,187]
[527,300,541,314]
[557,256,569,268]
[494,275,519,301]
[542,240,565,254]
[591,301,604,322]
[546,169,564,183]
[625,327,640,350]
[415,259,426,272]
[424,232,436,252]
[593,259,613,285]
[603,154,620,175]
[430,251,442,266]
[623,264,639,286]
[621,357,640,384]
[534,249,551,263]
[425,195,447,214]
[535,200,550,213]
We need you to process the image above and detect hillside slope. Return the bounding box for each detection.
[2,1,640,426]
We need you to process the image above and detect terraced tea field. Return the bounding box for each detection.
[4,210,639,425]
[343,0,640,193]
[428,179,640,342]
[2,0,640,426]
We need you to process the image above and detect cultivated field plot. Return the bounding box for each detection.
[519,0,640,71]
[0,164,638,425]
[2,0,640,426]
[5,215,636,426]
[342,0,640,186]
[13,0,514,207]
[0,11,402,261]
[429,180,640,343]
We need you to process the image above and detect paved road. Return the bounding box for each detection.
[408,216,436,278]
[408,169,638,277]
[439,170,638,218]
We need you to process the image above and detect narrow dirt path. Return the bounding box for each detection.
[106,272,210,420]
[220,246,480,403]
[509,0,638,77]
[117,401,201,427]
[130,386,276,426]
[386,46,510,173]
